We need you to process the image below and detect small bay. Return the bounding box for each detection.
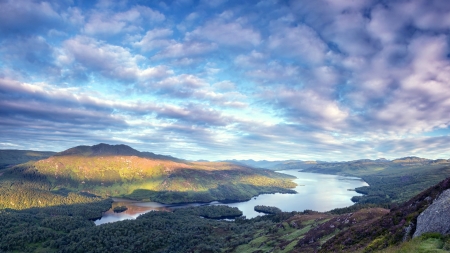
[95,170,368,225]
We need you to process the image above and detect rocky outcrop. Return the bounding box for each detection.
[413,189,450,237]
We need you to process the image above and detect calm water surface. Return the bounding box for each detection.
[95,171,368,225]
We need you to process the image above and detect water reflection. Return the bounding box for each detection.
[94,199,170,225]
[95,171,368,225]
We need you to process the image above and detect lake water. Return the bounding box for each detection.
[95,170,368,225]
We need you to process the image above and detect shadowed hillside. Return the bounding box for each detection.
[0,150,56,169]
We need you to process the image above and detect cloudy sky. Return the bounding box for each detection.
[1,0,450,161]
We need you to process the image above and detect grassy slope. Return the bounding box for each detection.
[378,233,450,253]
[320,176,450,252]
[233,208,389,253]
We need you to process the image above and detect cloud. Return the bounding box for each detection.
[369,35,450,134]
[133,28,174,51]
[83,5,165,36]
[62,36,172,82]
[0,77,239,155]
[0,36,60,80]
[0,78,127,131]
[0,0,62,35]
[188,19,261,47]
[1,0,450,161]
[201,0,228,8]
[262,86,348,131]
[156,104,230,127]
[404,0,450,30]
[268,25,328,64]
[151,41,218,60]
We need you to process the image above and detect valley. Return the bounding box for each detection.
[1,144,450,252]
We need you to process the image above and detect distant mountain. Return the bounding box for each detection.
[0,149,56,169]
[392,156,431,164]
[224,157,450,171]
[223,159,305,170]
[301,156,450,175]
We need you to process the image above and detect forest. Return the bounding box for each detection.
[0,203,294,252]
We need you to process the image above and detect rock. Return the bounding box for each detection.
[413,189,450,237]
[403,223,414,241]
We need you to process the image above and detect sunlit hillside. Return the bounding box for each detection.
[5,144,296,206]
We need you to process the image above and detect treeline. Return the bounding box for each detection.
[0,200,112,252]
[174,205,242,219]
[352,165,450,205]
[254,205,282,214]
[126,184,296,204]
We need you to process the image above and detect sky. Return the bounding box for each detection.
[1,0,450,161]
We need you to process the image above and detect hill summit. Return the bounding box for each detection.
[55,143,182,162]
[57,143,139,156]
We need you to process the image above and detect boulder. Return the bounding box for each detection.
[413,189,450,237]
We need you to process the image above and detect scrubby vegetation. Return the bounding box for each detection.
[320,176,450,252]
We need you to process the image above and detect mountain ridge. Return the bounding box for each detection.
[55,143,184,162]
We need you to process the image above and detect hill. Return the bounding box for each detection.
[1,144,296,208]
[0,149,56,169]
[56,143,184,162]
[223,159,303,170]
